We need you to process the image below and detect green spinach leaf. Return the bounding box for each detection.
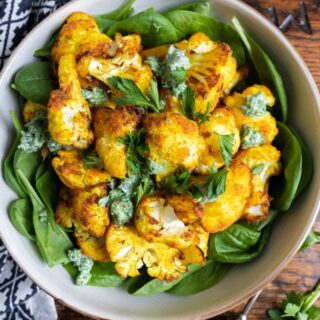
[208,223,271,263]
[165,1,211,15]
[34,29,59,57]
[64,262,124,287]
[127,264,203,296]
[288,126,313,197]
[3,111,26,197]
[16,169,73,266]
[271,122,303,211]
[95,0,135,33]
[14,61,55,105]
[9,198,35,241]
[167,260,227,295]
[232,17,287,122]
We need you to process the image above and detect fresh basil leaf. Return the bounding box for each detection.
[232,17,287,122]
[271,122,303,211]
[80,149,104,170]
[218,133,234,166]
[82,87,109,107]
[253,208,279,232]
[167,260,227,295]
[9,198,35,241]
[14,61,55,105]
[300,231,320,252]
[208,223,271,263]
[107,76,161,112]
[160,168,190,194]
[194,102,211,124]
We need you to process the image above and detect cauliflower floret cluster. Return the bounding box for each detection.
[46,12,282,284]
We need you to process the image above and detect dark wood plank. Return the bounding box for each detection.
[56,0,320,318]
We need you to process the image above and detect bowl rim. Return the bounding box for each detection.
[0,0,319,319]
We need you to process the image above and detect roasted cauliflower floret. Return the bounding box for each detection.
[181,224,209,265]
[144,242,186,281]
[201,163,252,233]
[74,227,110,262]
[106,224,148,278]
[55,186,74,228]
[52,150,110,190]
[165,194,204,224]
[77,34,153,98]
[107,224,187,281]
[197,108,241,173]
[224,85,278,144]
[143,112,206,180]
[93,107,139,179]
[135,195,200,250]
[143,32,237,114]
[48,54,93,149]
[22,100,46,123]
[52,12,112,64]
[72,184,109,237]
[234,145,281,222]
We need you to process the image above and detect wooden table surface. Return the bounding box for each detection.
[56,0,320,319]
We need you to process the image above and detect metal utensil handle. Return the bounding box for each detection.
[236,289,263,320]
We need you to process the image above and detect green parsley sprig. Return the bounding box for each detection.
[107,76,161,113]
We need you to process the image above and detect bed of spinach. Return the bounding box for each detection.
[2,0,314,296]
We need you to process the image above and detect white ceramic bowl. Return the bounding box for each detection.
[0,0,319,319]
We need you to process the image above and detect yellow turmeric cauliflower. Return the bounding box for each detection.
[144,242,186,281]
[106,224,187,281]
[22,100,46,123]
[77,34,153,98]
[74,227,110,262]
[201,163,252,233]
[51,12,112,64]
[52,150,110,190]
[197,107,241,173]
[106,224,148,278]
[48,54,94,149]
[233,145,281,222]
[224,85,278,144]
[72,184,109,237]
[165,194,204,224]
[143,32,237,114]
[142,112,206,180]
[93,107,139,179]
[135,195,200,250]
[55,186,110,262]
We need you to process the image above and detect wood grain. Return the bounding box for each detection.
[56,0,320,319]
